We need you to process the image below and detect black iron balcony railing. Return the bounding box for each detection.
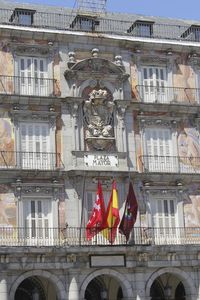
[1,8,200,43]
[136,85,199,104]
[0,226,200,246]
[0,151,64,170]
[0,75,59,97]
[140,155,200,174]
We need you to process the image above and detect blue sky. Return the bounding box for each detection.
[11,0,200,21]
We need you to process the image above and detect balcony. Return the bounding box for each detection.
[0,75,59,97]
[139,155,200,174]
[0,151,64,170]
[1,8,200,43]
[136,85,199,105]
[0,226,200,246]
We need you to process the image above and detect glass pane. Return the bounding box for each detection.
[149,68,153,79]
[38,201,42,218]
[160,69,164,80]
[164,200,168,216]
[27,59,31,71]
[19,14,32,26]
[143,68,147,79]
[170,200,175,216]
[40,60,44,72]
[20,59,25,70]
[31,220,36,237]
[31,201,35,218]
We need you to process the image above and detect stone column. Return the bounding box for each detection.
[68,273,79,300]
[0,278,8,300]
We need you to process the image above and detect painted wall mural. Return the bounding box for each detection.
[0,118,15,167]
[178,124,200,169]
[0,184,16,227]
[184,195,200,227]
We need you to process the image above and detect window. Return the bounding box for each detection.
[23,197,52,245]
[150,197,179,244]
[144,127,175,172]
[19,122,51,170]
[127,20,154,37]
[141,66,168,103]
[16,57,48,96]
[70,14,99,31]
[10,8,35,26]
[181,25,200,42]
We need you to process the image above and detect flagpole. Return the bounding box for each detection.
[79,171,86,245]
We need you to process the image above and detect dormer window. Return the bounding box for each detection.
[181,25,200,42]
[9,8,36,26]
[127,20,154,37]
[70,14,99,31]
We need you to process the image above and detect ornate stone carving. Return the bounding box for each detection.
[68,51,76,68]
[83,89,114,150]
[11,43,56,57]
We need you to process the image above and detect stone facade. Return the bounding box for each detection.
[0,1,200,299]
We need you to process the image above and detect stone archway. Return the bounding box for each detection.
[146,267,197,300]
[79,268,133,300]
[9,270,67,300]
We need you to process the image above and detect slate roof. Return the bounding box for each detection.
[0,0,199,42]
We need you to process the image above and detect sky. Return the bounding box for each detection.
[10,0,200,21]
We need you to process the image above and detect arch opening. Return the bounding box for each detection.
[84,274,123,300]
[14,275,58,300]
[150,273,186,300]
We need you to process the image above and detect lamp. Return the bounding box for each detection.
[32,288,39,300]
[166,49,173,55]
[164,283,172,299]
[101,289,107,300]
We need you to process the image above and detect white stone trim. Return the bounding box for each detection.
[2,24,200,49]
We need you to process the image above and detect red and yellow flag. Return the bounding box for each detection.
[102,180,120,244]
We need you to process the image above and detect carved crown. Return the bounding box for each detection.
[89,89,108,101]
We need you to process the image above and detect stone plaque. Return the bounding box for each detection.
[90,255,125,267]
[84,154,118,167]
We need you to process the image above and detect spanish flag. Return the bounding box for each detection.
[102,180,120,244]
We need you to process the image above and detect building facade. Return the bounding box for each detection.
[0,1,200,299]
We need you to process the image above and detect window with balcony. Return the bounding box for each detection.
[127,20,154,37]
[19,122,52,170]
[143,127,175,172]
[150,197,179,244]
[141,66,168,103]
[23,197,53,245]
[10,8,35,26]
[16,57,49,96]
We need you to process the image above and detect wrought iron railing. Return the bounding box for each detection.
[140,155,200,174]
[136,85,199,104]
[0,8,200,42]
[0,226,200,246]
[0,151,64,170]
[0,75,58,97]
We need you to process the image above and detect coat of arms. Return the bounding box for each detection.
[83,89,114,150]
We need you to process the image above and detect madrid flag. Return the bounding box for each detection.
[86,181,106,240]
[102,180,120,244]
[119,182,138,241]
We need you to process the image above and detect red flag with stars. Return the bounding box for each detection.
[86,181,106,240]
